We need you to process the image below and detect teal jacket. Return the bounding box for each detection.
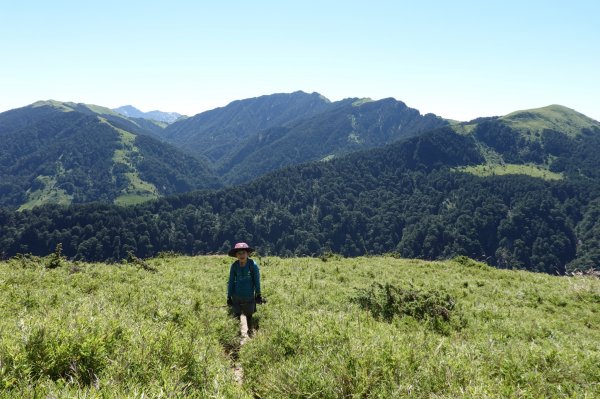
[228,259,261,299]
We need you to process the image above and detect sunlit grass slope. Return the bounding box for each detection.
[501,104,600,138]
[455,163,563,180]
[0,255,598,398]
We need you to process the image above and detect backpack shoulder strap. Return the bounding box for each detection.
[249,259,255,280]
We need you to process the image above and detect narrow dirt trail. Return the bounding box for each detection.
[233,314,250,385]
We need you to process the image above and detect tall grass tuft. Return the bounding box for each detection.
[352,282,463,334]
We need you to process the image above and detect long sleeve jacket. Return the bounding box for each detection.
[227,259,261,299]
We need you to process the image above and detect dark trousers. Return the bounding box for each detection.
[231,296,256,330]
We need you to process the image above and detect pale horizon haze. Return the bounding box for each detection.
[1,1,598,121]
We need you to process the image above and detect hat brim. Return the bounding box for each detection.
[228,247,254,257]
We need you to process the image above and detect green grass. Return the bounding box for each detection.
[30,100,132,119]
[103,118,159,205]
[450,105,599,142]
[347,132,362,144]
[30,100,75,112]
[347,115,363,144]
[450,122,477,135]
[83,104,124,117]
[351,98,373,107]
[0,255,598,398]
[477,143,505,164]
[150,120,169,129]
[30,101,120,117]
[455,163,564,180]
[113,188,158,206]
[501,105,600,138]
[18,175,73,211]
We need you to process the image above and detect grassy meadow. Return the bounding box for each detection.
[0,254,598,398]
[455,163,563,181]
[500,105,600,139]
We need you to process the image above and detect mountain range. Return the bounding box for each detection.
[0,92,449,207]
[113,105,185,124]
[160,91,449,183]
[1,93,600,273]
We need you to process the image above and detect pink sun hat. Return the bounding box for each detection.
[228,242,255,257]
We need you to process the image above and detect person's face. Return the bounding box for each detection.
[236,250,248,261]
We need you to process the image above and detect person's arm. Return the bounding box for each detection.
[252,261,261,295]
[227,263,235,298]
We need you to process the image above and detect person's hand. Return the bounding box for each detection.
[255,294,265,304]
[227,297,232,306]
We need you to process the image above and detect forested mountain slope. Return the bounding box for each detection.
[3,115,600,274]
[162,91,332,162]
[0,102,219,208]
[218,97,448,183]
[0,94,448,208]
[162,92,448,183]
[2,102,600,274]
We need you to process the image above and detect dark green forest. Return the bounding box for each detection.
[2,125,600,274]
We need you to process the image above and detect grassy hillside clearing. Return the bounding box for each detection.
[455,163,563,180]
[0,255,598,398]
[18,175,73,211]
[105,119,159,205]
[501,105,600,138]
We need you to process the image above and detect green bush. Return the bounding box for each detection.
[353,282,462,333]
[45,243,65,269]
[452,255,488,269]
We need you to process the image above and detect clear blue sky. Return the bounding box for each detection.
[1,1,598,121]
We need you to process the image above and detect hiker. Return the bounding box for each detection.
[227,242,263,334]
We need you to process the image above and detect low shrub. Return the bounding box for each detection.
[45,243,66,269]
[353,282,463,334]
[8,253,42,269]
